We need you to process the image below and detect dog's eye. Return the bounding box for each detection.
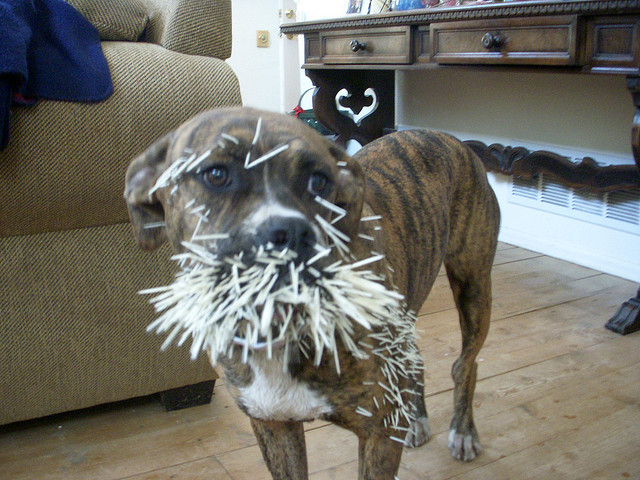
[202,166,230,189]
[308,172,329,195]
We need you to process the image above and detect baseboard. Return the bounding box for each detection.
[497,224,640,283]
[487,173,640,283]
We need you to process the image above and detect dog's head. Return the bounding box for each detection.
[124,107,365,265]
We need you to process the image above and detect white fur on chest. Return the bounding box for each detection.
[237,355,333,422]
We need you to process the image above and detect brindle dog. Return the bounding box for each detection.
[125,107,500,480]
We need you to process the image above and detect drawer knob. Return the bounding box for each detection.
[481,32,505,50]
[350,39,367,52]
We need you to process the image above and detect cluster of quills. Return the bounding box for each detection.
[142,118,424,442]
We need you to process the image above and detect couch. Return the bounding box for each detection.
[0,0,242,425]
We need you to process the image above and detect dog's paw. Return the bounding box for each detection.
[404,416,431,448]
[448,429,482,461]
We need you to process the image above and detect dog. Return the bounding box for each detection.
[124,107,500,480]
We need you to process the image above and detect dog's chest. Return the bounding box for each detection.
[234,355,334,422]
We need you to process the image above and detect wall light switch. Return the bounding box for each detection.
[256,30,270,48]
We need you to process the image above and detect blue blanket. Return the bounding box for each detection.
[0,0,113,150]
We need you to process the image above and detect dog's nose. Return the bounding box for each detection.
[259,216,316,261]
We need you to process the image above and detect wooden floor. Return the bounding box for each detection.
[2,243,639,480]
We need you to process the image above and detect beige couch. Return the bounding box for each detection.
[0,0,241,425]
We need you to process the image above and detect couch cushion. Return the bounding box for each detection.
[66,0,148,41]
[143,0,233,59]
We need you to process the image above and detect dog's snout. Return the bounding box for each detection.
[260,216,316,260]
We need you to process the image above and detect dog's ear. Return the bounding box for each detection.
[331,145,365,240]
[124,132,173,250]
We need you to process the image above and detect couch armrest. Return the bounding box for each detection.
[0,41,241,237]
[143,0,232,59]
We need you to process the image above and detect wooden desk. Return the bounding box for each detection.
[281,0,640,333]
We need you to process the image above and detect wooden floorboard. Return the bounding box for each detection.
[1,243,638,480]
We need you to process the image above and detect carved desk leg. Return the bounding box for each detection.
[606,288,640,335]
[306,69,394,147]
[628,75,640,170]
[605,75,640,335]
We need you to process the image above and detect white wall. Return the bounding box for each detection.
[397,69,633,157]
[227,0,283,112]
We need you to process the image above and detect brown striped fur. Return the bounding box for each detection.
[125,108,500,480]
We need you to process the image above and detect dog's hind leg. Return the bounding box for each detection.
[444,258,493,462]
[358,433,404,480]
[443,155,499,461]
[250,418,309,480]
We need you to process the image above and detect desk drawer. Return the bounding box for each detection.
[320,26,411,64]
[431,16,579,66]
[587,16,640,74]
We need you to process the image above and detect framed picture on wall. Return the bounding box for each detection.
[346,0,363,13]
[347,0,393,14]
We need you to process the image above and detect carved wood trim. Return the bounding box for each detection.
[465,140,640,191]
[307,69,395,147]
[281,1,640,35]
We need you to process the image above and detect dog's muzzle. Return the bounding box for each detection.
[257,216,317,263]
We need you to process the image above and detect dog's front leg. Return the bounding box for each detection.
[250,418,308,480]
[358,433,403,480]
